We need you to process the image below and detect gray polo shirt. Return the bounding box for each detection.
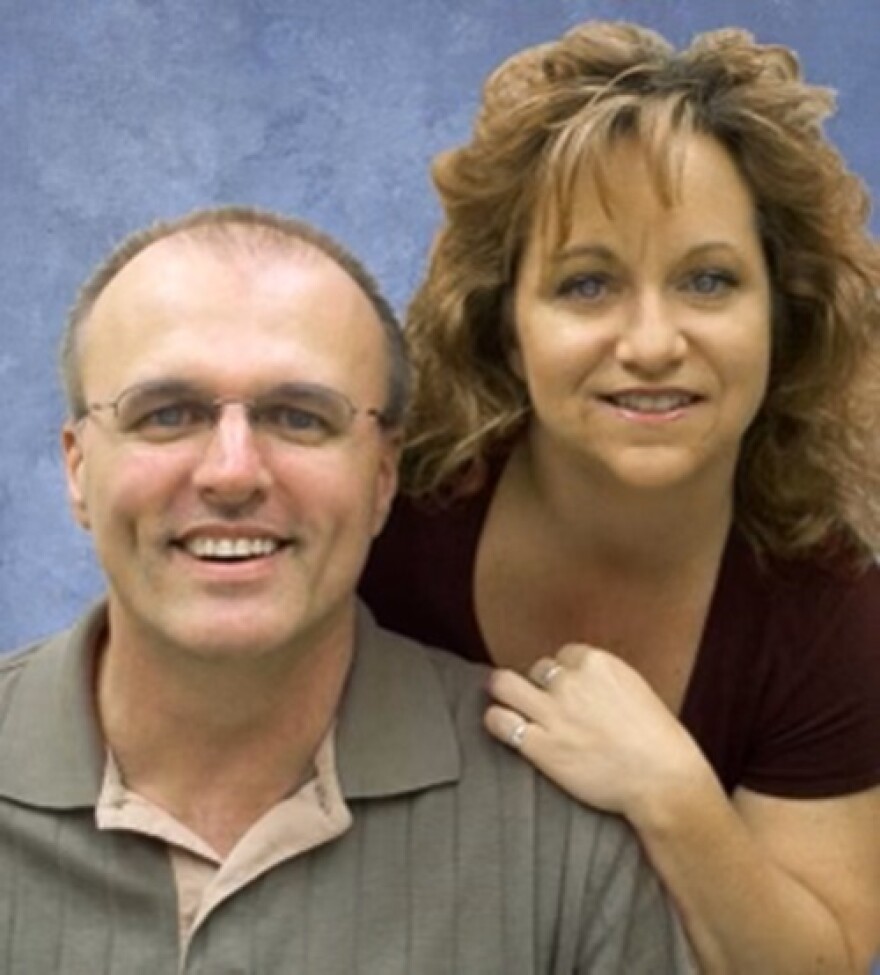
[0,603,693,974]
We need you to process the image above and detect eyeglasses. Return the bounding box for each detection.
[79,380,390,448]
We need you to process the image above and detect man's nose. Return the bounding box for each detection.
[615,294,687,374]
[191,404,273,502]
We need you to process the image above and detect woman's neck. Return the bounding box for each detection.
[513,432,735,576]
[475,434,734,688]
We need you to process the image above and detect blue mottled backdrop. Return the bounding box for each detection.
[1,0,878,649]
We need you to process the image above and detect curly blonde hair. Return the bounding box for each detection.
[403,21,880,561]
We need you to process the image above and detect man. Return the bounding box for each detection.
[0,207,692,973]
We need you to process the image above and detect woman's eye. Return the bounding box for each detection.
[557,274,611,302]
[686,269,737,297]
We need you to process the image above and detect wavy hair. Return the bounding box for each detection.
[403,21,880,561]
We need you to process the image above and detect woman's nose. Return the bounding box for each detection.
[615,294,687,374]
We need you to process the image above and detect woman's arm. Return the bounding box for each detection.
[485,647,880,974]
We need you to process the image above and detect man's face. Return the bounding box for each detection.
[63,235,399,666]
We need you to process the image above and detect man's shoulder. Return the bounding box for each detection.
[360,617,606,815]
[0,633,72,789]
[0,638,49,699]
[356,618,695,973]
[403,631,490,689]
[0,608,103,744]
[0,616,89,673]
[363,616,491,713]
[0,639,44,670]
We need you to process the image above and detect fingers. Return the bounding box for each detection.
[484,704,547,756]
[555,643,592,668]
[485,645,601,756]
[487,668,551,723]
[484,706,528,749]
[487,647,594,730]
[528,656,565,691]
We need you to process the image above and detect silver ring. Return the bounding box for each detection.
[507,719,528,750]
[534,661,563,690]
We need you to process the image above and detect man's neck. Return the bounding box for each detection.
[95,614,354,856]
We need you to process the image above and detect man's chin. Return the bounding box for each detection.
[142,604,300,665]
[179,621,297,661]
[165,601,352,667]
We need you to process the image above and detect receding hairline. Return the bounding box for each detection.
[77,213,380,334]
[150,218,360,270]
[86,224,374,321]
[61,206,407,422]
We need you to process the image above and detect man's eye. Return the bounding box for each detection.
[133,401,210,431]
[260,404,336,441]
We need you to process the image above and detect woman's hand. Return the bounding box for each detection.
[484,643,709,823]
[487,645,880,972]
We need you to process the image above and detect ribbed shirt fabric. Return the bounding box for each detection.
[0,602,694,975]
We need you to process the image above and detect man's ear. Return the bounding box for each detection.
[370,431,402,538]
[61,422,91,531]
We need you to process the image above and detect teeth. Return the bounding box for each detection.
[609,392,694,413]
[185,537,280,560]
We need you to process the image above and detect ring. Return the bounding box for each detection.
[507,719,528,750]
[533,661,563,690]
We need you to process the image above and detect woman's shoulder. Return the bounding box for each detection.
[699,530,880,796]
[712,531,880,683]
[723,530,880,618]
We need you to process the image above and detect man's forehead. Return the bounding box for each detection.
[78,227,388,393]
[97,228,347,307]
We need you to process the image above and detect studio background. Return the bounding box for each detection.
[1,0,878,650]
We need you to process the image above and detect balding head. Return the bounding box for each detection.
[61,206,409,427]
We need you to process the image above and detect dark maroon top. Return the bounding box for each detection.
[361,462,880,798]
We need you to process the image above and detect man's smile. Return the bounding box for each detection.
[182,535,284,561]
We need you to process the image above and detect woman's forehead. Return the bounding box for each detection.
[530,128,737,242]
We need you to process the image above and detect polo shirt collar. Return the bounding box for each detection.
[336,605,461,798]
[0,601,461,809]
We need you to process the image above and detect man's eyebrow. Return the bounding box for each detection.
[122,379,346,400]
[120,378,205,398]
[263,381,343,398]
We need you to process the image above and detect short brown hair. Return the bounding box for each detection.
[403,22,880,561]
[61,205,409,427]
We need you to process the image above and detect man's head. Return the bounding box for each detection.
[61,207,407,665]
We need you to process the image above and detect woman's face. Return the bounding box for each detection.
[511,133,772,496]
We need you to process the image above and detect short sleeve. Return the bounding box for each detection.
[739,560,880,798]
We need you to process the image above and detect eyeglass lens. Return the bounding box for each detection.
[112,382,358,446]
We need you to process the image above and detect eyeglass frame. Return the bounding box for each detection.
[75,378,395,447]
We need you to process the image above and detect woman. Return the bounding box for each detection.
[361,22,880,974]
